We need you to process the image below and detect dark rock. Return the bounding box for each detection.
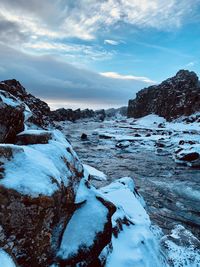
[16,131,52,145]
[128,70,200,121]
[180,152,199,162]
[0,91,25,143]
[81,133,88,140]
[134,133,141,137]
[115,141,130,148]
[50,108,106,122]
[0,79,51,128]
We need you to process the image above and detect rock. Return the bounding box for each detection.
[16,130,52,145]
[0,90,25,143]
[81,133,88,140]
[115,141,130,148]
[0,79,50,128]
[128,70,200,121]
[50,108,106,122]
[179,152,199,162]
[174,144,200,167]
[0,131,84,267]
[134,133,141,137]
[56,180,115,266]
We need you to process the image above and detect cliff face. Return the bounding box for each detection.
[127,70,200,121]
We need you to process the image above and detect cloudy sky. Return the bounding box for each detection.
[0,0,200,110]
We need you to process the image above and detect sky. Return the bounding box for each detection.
[0,0,200,110]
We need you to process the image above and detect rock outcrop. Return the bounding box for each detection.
[0,79,50,127]
[0,90,26,143]
[128,70,200,121]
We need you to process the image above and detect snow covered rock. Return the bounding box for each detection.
[0,130,85,267]
[56,179,115,266]
[160,225,200,267]
[100,177,165,267]
[174,144,200,167]
[0,79,50,128]
[0,90,25,143]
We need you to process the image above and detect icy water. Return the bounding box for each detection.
[58,118,200,239]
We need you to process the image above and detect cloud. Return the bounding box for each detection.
[0,0,199,43]
[104,39,120,45]
[100,72,156,83]
[186,61,196,67]
[0,43,151,109]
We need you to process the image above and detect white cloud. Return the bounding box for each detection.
[0,0,199,43]
[186,61,196,67]
[104,39,120,45]
[100,72,156,83]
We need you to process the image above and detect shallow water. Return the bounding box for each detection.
[58,119,200,238]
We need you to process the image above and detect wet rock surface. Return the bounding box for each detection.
[58,118,200,239]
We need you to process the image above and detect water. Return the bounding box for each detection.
[58,119,200,239]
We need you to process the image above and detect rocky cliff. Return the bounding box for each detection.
[127,70,200,121]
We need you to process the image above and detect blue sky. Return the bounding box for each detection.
[0,0,200,109]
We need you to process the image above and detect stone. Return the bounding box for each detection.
[128,70,200,121]
[0,90,25,143]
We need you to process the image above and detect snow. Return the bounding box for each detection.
[83,164,107,181]
[160,225,200,267]
[0,90,19,107]
[0,249,16,267]
[100,177,165,267]
[0,130,83,197]
[136,114,166,127]
[58,179,108,260]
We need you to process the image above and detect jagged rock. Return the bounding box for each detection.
[128,70,200,121]
[0,79,50,127]
[0,90,25,143]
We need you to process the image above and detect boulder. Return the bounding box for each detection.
[0,131,84,267]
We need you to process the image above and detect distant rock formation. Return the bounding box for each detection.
[128,70,200,121]
[50,108,106,122]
